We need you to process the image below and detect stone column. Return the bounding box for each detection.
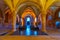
[41,11,47,33]
[12,12,16,32]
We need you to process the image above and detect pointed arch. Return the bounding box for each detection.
[21,8,36,19]
[21,8,36,26]
[16,1,41,17]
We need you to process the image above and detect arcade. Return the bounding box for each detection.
[0,0,60,36]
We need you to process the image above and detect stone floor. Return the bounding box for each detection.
[0,24,60,40]
[0,35,60,40]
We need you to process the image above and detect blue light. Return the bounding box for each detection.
[56,21,60,27]
[34,31,38,36]
[26,25,31,36]
[27,17,30,21]
[25,17,31,36]
[56,21,59,25]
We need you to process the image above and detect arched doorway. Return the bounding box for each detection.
[24,15,33,35]
[46,6,60,34]
[55,8,60,29]
[46,10,53,29]
[16,2,41,35]
[16,2,41,27]
[21,8,36,26]
[24,15,33,26]
[38,14,42,30]
[46,2,60,33]
[20,8,38,35]
[5,8,12,26]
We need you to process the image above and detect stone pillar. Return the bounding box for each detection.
[41,11,47,33]
[12,12,16,32]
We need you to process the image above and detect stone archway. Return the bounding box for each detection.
[21,8,36,26]
[46,9,53,29]
[5,8,12,24]
[54,8,60,29]
[38,13,42,30]
[46,6,60,33]
[16,2,41,30]
[10,1,41,32]
[16,1,41,16]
